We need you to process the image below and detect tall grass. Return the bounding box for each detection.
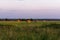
[0,21,60,40]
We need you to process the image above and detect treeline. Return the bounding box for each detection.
[0,19,34,21]
[0,19,60,21]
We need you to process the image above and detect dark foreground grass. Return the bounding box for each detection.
[0,21,60,40]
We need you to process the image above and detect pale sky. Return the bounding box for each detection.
[0,0,60,19]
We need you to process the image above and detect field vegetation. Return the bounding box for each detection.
[0,21,60,40]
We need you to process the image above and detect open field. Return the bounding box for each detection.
[0,21,60,40]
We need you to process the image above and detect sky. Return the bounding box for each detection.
[0,0,60,19]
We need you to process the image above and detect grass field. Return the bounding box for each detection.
[0,21,60,40]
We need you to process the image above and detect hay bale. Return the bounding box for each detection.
[27,20,31,23]
[17,19,21,22]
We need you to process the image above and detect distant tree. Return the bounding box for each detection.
[5,18,8,21]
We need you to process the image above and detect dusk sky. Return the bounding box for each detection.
[0,0,60,19]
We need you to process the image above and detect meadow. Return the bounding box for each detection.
[0,21,60,40]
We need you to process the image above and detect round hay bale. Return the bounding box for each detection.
[27,20,31,23]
